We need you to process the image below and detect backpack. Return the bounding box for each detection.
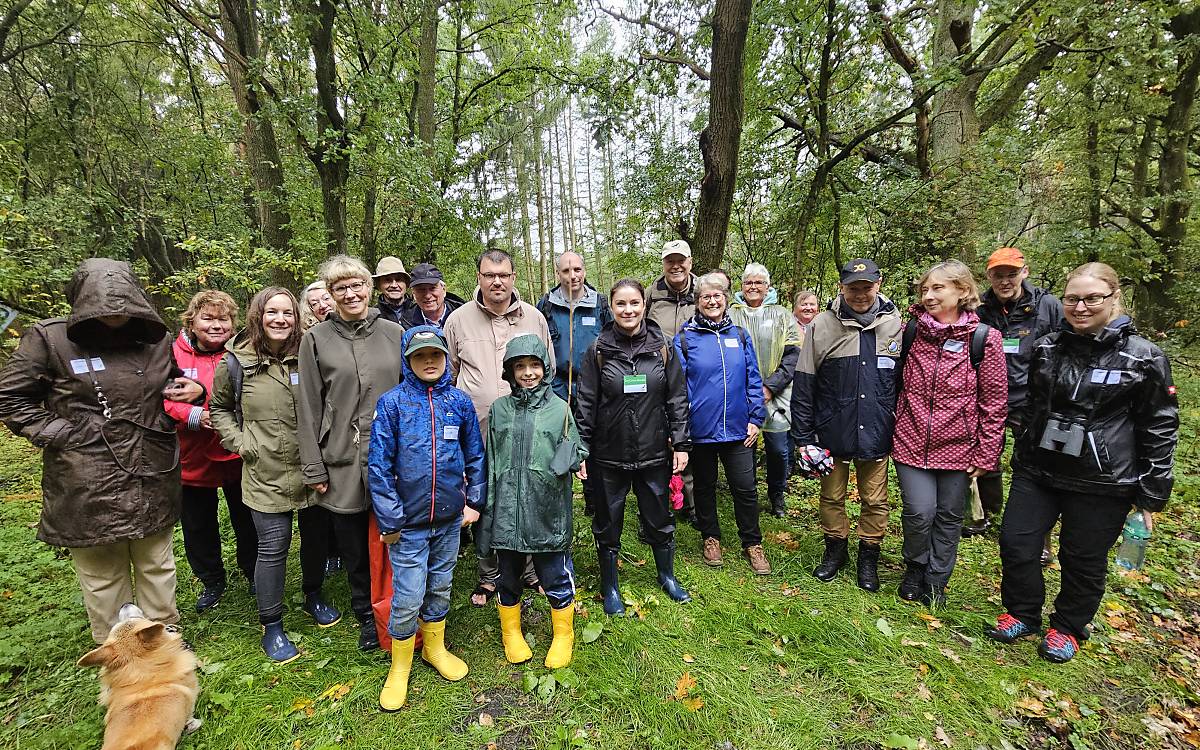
[898,319,990,386]
[223,352,245,429]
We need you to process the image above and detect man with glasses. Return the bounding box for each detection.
[400,263,466,330]
[444,248,555,606]
[373,256,413,325]
[975,248,1064,560]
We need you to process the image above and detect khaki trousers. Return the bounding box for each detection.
[818,458,891,543]
[69,528,180,644]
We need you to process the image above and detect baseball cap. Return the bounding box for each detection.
[839,258,881,284]
[661,239,692,259]
[986,247,1026,270]
[372,256,411,283]
[403,329,449,357]
[409,263,444,286]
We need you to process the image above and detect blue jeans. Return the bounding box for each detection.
[496,549,575,609]
[761,430,791,498]
[386,517,462,640]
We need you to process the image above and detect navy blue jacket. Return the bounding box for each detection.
[674,315,766,444]
[367,325,486,533]
[976,280,1064,418]
[789,295,903,460]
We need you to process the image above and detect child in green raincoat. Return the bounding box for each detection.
[476,333,586,669]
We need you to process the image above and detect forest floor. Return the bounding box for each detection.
[2,376,1200,750]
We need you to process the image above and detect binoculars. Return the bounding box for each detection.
[1038,418,1086,458]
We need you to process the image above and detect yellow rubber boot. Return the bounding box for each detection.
[379,635,415,712]
[497,603,532,664]
[418,619,469,681]
[544,605,575,669]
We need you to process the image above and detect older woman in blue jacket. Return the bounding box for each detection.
[675,273,769,575]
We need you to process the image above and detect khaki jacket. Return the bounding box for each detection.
[645,274,697,339]
[442,289,554,431]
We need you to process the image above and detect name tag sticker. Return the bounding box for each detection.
[724,337,740,348]
[877,356,896,369]
[70,357,106,374]
[1090,368,1108,384]
[623,374,648,393]
[1002,337,1020,354]
[290,372,299,385]
[581,316,596,327]
[183,367,199,379]
[942,339,964,353]
[444,425,459,440]
[1106,370,1123,385]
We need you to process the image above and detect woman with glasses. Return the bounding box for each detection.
[675,273,770,575]
[301,281,334,332]
[985,262,1178,663]
[297,255,406,651]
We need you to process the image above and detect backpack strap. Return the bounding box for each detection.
[223,352,245,430]
[899,318,919,366]
[970,323,990,370]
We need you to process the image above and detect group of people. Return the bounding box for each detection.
[0,240,1178,715]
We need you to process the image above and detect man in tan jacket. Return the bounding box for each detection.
[443,248,555,604]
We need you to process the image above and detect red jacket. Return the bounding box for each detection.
[164,330,241,487]
[892,308,1008,471]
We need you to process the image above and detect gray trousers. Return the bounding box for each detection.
[896,463,970,589]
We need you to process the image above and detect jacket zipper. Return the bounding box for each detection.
[717,329,729,437]
[922,342,944,467]
[428,387,437,523]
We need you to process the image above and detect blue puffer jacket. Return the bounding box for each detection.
[674,314,766,444]
[368,325,486,534]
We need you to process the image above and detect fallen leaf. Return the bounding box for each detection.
[478,712,494,727]
[674,672,698,700]
[682,653,695,663]
[682,697,704,711]
[769,531,800,551]
[916,683,933,701]
[474,693,489,704]
[883,734,920,750]
[901,638,929,648]
[317,683,351,702]
[581,621,604,644]
[916,613,943,630]
[938,647,962,664]
[876,617,894,637]
[776,664,788,678]
[935,725,952,747]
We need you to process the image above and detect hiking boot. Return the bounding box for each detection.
[325,556,343,575]
[768,493,787,518]
[918,583,947,610]
[652,544,691,603]
[856,541,881,592]
[597,548,625,616]
[1038,628,1079,663]
[813,536,848,582]
[743,545,771,575]
[898,562,925,601]
[358,613,380,651]
[701,537,723,567]
[261,620,300,664]
[984,613,1035,644]
[302,593,342,628]
[194,582,226,613]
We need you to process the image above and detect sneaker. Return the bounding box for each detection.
[325,556,343,575]
[195,583,226,613]
[1038,628,1079,663]
[743,545,771,575]
[984,613,1035,644]
[302,593,342,628]
[701,537,723,567]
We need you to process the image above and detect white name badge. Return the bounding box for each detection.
[877,356,896,369]
[290,372,300,385]
[942,339,964,353]
[724,337,740,348]
[1106,370,1123,385]
[444,425,459,440]
[182,367,199,379]
[1090,368,1108,384]
[582,316,596,327]
[70,357,105,374]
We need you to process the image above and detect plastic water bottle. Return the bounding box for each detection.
[1114,510,1151,571]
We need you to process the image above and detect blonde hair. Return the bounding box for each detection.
[1065,262,1124,319]
[180,289,238,331]
[318,254,372,288]
[300,280,329,332]
[918,260,981,311]
[794,290,817,306]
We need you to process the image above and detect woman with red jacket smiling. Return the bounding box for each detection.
[892,261,1008,608]
[164,290,258,613]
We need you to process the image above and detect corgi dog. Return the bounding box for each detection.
[77,603,201,750]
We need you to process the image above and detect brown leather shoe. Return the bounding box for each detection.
[701,537,723,567]
[744,545,771,575]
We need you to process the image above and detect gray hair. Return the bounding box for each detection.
[742,263,770,285]
[696,272,731,296]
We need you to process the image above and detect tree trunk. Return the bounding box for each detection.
[416,0,438,151]
[692,0,754,272]
[302,0,350,256]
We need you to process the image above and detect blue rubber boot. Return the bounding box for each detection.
[652,545,690,603]
[597,549,625,616]
[302,593,342,628]
[261,620,299,664]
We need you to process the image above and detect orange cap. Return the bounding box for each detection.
[987,247,1026,270]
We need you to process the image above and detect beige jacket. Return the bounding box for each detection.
[443,289,554,431]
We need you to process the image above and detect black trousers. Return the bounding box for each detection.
[303,506,372,620]
[999,473,1130,639]
[691,441,762,548]
[179,483,258,588]
[591,462,675,553]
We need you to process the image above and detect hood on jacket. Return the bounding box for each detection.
[471,287,526,317]
[1059,314,1134,344]
[65,258,167,347]
[546,283,601,310]
[502,333,552,389]
[400,324,453,389]
[733,288,779,306]
[908,303,982,339]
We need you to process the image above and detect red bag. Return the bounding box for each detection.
[368,514,423,651]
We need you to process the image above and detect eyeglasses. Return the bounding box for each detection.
[742,280,767,288]
[1063,292,1115,308]
[307,295,331,310]
[479,272,514,282]
[698,293,726,303]
[331,280,368,297]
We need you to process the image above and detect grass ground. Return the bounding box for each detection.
[2,376,1199,749]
